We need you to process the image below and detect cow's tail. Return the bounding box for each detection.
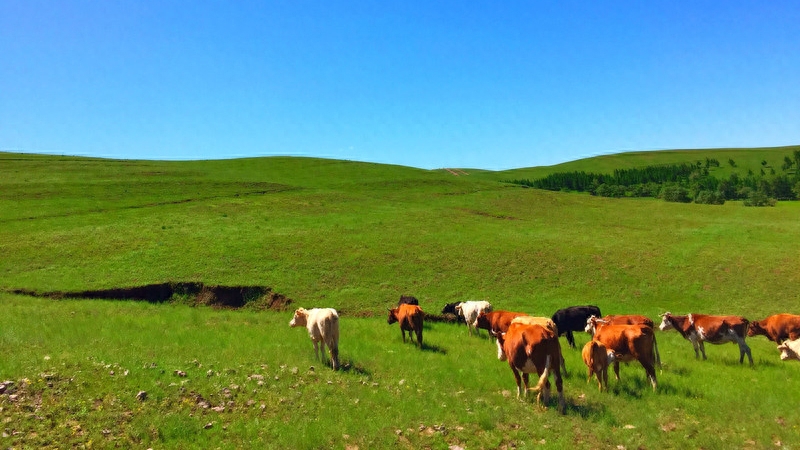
[530,355,552,393]
[653,334,662,370]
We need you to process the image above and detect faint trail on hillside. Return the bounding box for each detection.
[443,168,469,176]
[0,186,298,224]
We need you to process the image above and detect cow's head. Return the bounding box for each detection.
[475,312,490,329]
[289,308,308,328]
[658,312,674,331]
[387,308,399,324]
[778,343,798,361]
[584,315,606,334]
[747,321,765,337]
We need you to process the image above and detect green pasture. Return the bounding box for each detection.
[2,148,800,448]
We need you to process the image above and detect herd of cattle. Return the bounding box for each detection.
[290,297,800,415]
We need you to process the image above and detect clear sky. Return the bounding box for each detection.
[2,1,799,170]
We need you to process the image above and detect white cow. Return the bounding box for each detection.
[289,307,340,370]
[778,338,800,362]
[455,300,493,336]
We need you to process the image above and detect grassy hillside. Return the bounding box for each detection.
[2,147,800,448]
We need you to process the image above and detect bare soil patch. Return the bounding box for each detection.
[8,282,292,310]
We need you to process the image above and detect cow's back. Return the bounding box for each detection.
[397,304,423,329]
[692,314,749,338]
[504,323,559,367]
[307,308,339,340]
[478,311,526,334]
[604,314,654,328]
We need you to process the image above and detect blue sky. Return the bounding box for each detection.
[2,1,799,170]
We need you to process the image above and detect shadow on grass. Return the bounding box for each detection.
[337,359,371,376]
[421,342,447,354]
[654,381,702,399]
[565,397,610,420]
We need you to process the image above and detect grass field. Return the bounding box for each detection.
[2,147,800,449]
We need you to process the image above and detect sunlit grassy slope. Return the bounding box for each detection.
[2,147,798,317]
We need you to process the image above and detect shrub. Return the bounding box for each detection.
[694,190,725,205]
[660,185,691,203]
[743,191,775,207]
[595,183,624,198]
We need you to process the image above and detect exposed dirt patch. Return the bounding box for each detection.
[8,282,292,310]
[458,208,521,220]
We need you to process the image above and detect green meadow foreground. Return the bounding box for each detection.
[2,149,800,448]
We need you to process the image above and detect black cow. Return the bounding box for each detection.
[399,295,419,306]
[551,305,601,349]
[441,302,466,325]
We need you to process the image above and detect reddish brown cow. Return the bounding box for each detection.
[593,324,658,390]
[495,322,566,414]
[586,315,661,367]
[387,304,424,347]
[475,311,527,336]
[659,312,753,365]
[748,314,800,344]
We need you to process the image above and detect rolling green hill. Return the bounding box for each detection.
[2,146,800,449]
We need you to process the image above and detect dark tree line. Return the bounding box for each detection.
[508,153,800,206]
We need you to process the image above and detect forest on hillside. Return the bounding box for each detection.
[508,150,800,206]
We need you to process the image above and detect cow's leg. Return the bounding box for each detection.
[401,329,407,343]
[697,340,707,360]
[642,359,657,390]
[328,340,339,370]
[522,373,530,399]
[510,366,523,398]
[312,340,321,361]
[496,340,506,361]
[738,338,753,365]
[416,328,423,347]
[566,331,575,348]
[613,360,620,381]
[600,366,608,391]
[554,364,565,414]
[690,337,702,359]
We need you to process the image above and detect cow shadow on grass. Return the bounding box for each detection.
[564,398,610,420]
[420,342,447,354]
[607,376,702,399]
[336,358,371,376]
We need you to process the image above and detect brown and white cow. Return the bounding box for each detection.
[289,307,340,370]
[777,338,800,362]
[659,312,753,365]
[581,340,616,391]
[495,322,566,414]
[592,323,658,390]
[586,315,660,367]
[748,314,800,344]
[387,304,424,347]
